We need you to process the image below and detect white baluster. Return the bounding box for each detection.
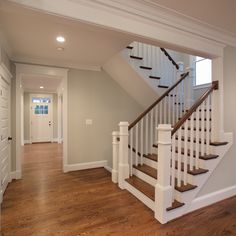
[206,96,210,154]
[130,129,133,176]
[189,115,194,171]
[164,97,167,123]
[150,109,154,151]
[141,118,144,165]
[171,134,176,201]
[112,131,119,183]
[159,100,163,123]
[155,106,158,143]
[183,121,188,185]
[200,103,205,156]
[195,107,200,169]
[135,124,139,166]
[145,114,149,154]
[177,129,182,187]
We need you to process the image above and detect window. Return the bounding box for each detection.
[195,56,212,86]
[32,97,51,103]
[34,105,48,115]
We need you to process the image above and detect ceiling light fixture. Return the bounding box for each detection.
[40,86,44,89]
[57,47,64,51]
[56,36,65,43]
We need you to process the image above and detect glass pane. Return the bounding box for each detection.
[34,105,40,114]
[42,98,51,103]
[196,59,212,86]
[32,98,41,103]
[43,105,48,114]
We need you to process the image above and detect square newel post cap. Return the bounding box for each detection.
[157,124,172,131]
[119,121,129,127]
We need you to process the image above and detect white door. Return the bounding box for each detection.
[0,76,11,197]
[30,95,53,143]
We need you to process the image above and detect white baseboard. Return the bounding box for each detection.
[24,140,31,144]
[188,185,236,213]
[52,138,58,143]
[104,166,112,172]
[10,170,21,180]
[64,160,108,172]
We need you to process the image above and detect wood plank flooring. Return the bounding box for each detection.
[1,143,236,236]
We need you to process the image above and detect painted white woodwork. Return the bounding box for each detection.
[118,122,129,189]
[0,63,12,203]
[30,94,53,143]
[155,124,172,224]
[112,131,119,183]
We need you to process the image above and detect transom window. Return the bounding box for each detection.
[32,97,51,103]
[195,56,212,86]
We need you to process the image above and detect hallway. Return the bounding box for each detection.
[1,143,236,236]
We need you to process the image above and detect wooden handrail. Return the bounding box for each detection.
[171,81,219,136]
[160,48,179,70]
[128,72,189,130]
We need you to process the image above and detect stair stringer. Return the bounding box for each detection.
[165,132,233,222]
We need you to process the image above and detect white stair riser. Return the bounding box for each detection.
[132,167,157,187]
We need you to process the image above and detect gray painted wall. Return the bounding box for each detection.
[198,46,236,196]
[68,69,143,167]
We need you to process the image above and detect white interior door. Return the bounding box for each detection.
[30,95,53,143]
[0,76,11,198]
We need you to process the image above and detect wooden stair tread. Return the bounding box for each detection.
[125,176,155,201]
[140,66,152,70]
[126,46,133,49]
[158,85,169,88]
[175,135,207,144]
[130,55,143,60]
[181,127,210,132]
[149,75,160,80]
[175,179,197,192]
[133,164,157,179]
[166,200,185,211]
[210,141,228,146]
[175,148,219,160]
[153,144,158,148]
[143,153,158,162]
[174,161,208,175]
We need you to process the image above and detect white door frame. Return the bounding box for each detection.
[15,64,68,178]
[29,93,54,143]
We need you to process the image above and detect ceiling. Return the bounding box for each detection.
[149,0,236,35]
[0,1,133,69]
[21,74,62,93]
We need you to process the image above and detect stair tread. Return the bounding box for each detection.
[140,65,152,70]
[158,85,169,88]
[175,148,219,160]
[166,200,185,211]
[210,141,228,146]
[149,75,160,79]
[126,176,184,209]
[143,153,158,162]
[174,161,208,175]
[133,164,157,179]
[181,127,210,132]
[153,144,158,148]
[175,179,197,192]
[126,46,133,49]
[125,175,155,201]
[130,55,143,60]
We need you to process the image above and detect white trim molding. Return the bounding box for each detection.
[24,140,31,144]
[10,0,226,57]
[10,171,21,180]
[104,165,112,173]
[64,160,108,172]
[188,185,236,213]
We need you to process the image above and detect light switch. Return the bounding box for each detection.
[85,119,93,125]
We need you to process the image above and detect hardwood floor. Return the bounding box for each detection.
[1,143,236,236]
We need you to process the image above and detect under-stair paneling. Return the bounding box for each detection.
[103,53,157,108]
[68,69,143,167]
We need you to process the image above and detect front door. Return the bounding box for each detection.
[30,95,53,143]
[0,76,10,198]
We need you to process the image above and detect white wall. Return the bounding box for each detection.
[68,69,143,167]
[198,46,236,196]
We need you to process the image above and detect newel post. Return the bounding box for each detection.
[112,131,119,183]
[185,67,194,109]
[155,124,172,224]
[118,122,129,189]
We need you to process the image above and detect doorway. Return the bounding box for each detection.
[30,94,53,143]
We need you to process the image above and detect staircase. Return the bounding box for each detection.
[111,42,232,224]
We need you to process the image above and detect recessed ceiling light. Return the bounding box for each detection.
[57,47,64,51]
[40,86,44,89]
[56,36,65,43]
